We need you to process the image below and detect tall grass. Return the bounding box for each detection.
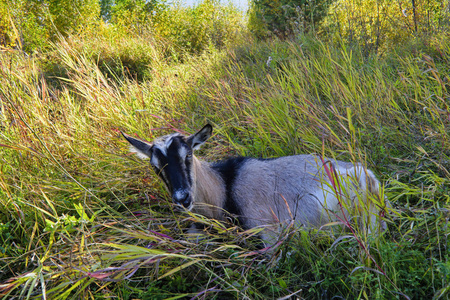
[0,29,449,298]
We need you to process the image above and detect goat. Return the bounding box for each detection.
[122,124,387,245]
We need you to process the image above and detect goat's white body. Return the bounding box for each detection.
[191,154,383,243]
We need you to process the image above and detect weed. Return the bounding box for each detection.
[0,10,449,299]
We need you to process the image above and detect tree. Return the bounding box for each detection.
[0,0,49,50]
[322,0,450,53]
[46,0,100,36]
[107,0,165,31]
[0,0,100,51]
[248,0,333,38]
[100,0,114,21]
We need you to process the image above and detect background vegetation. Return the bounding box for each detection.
[0,0,449,299]
[248,0,333,38]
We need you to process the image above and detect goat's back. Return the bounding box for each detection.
[226,154,378,232]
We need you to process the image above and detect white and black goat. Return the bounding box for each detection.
[122,124,387,244]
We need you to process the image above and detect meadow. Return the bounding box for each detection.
[0,1,450,299]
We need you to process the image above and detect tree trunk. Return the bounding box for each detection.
[411,0,418,33]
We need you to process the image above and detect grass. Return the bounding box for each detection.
[0,28,449,299]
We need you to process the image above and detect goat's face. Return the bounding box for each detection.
[122,124,213,210]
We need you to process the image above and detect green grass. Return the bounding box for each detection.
[0,29,449,299]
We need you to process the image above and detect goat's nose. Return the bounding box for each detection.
[173,191,191,208]
[181,195,191,208]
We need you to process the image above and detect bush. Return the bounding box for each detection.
[108,0,165,33]
[40,24,167,84]
[0,0,100,52]
[248,0,332,38]
[104,0,244,58]
[0,0,50,51]
[153,0,245,55]
[321,0,450,54]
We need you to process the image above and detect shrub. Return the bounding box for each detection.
[108,0,166,33]
[248,0,332,38]
[321,0,450,54]
[153,0,245,55]
[0,0,100,52]
[0,0,50,51]
[40,24,166,84]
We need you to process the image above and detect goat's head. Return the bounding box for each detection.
[122,124,213,210]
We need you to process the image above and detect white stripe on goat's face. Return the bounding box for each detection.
[121,125,212,210]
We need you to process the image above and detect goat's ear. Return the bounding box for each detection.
[121,132,152,159]
[187,124,212,150]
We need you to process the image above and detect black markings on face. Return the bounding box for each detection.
[151,147,171,192]
[149,135,194,202]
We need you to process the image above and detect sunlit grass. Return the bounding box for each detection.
[0,29,449,299]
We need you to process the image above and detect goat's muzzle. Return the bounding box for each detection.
[172,190,192,209]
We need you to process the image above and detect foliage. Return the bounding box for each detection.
[109,0,165,31]
[0,0,50,50]
[0,3,14,47]
[0,0,100,51]
[0,0,244,58]
[100,0,115,21]
[248,0,333,38]
[0,0,450,299]
[152,0,245,55]
[1,29,450,298]
[322,0,450,54]
[42,24,167,82]
[98,0,244,57]
[46,0,100,36]
[37,1,245,83]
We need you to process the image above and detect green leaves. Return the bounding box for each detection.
[322,0,449,54]
[248,0,333,38]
